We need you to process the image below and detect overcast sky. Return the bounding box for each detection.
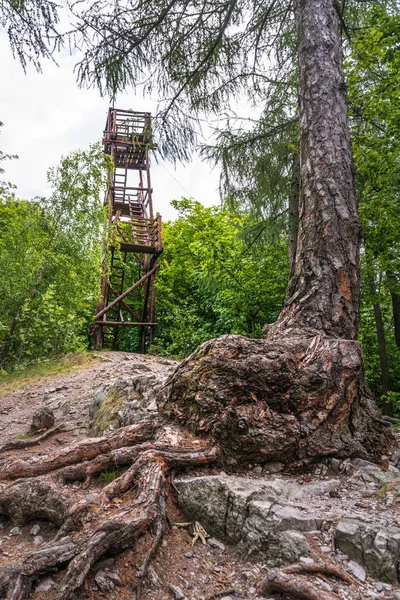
[0,34,221,220]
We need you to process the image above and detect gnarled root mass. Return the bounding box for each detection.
[0,420,219,600]
[159,330,393,465]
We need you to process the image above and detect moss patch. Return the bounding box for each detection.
[91,388,125,435]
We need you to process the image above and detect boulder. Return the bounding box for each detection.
[90,374,165,435]
[173,475,324,562]
[350,460,400,486]
[335,515,400,583]
[30,407,55,433]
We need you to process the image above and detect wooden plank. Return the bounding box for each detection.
[95,264,160,319]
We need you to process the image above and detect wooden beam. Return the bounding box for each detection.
[95,264,160,320]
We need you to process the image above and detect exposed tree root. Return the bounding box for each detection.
[0,420,157,480]
[0,424,65,455]
[285,561,353,585]
[135,516,164,600]
[0,423,219,600]
[259,568,341,599]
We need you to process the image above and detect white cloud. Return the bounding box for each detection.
[0,35,220,220]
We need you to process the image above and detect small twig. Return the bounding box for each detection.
[205,588,237,600]
[0,424,65,454]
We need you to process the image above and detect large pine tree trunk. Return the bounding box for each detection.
[276,0,360,339]
[160,0,392,464]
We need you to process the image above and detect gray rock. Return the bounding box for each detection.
[300,556,314,564]
[10,526,22,536]
[207,537,225,551]
[90,385,109,419]
[350,461,400,485]
[30,406,55,432]
[90,372,166,433]
[375,582,384,592]
[263,461,284,474]
[94,570,121,593]
[335,515,400,583]
[390,450,400,468]
[106,571,122,585]
[314,464,328,477]
[169,584,186,599]
[147,399,158,412]
[330,458,341,473]
[347,560,366,582]
[34,535,44,546]
[30,524,41,536]
[174,475,318,562]
[267,530,310,563]
[132,363,152,372]
[271,505,318,532]
[386,492,394,507]
[316,577,332,591]
[393,591,400,600]
[35,577,56,592]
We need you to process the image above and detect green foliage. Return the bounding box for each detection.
[99,466,126,484]
[347,6,400,404]
[0,144,110,369]
[347,7,400,283]
[149,199,288,357]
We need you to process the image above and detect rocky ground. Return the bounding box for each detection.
[0,351,400,600]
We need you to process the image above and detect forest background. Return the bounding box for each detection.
[0,3,399,412]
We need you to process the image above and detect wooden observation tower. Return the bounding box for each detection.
[92,108,162,352]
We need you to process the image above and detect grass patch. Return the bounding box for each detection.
[376,481,397,499]
[17,432,34,440]
[99,466,126,484]
[0,352,101,395]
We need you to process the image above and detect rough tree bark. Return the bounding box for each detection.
[277,0,361,339]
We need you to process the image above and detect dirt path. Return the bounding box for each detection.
[0,352,175,448]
